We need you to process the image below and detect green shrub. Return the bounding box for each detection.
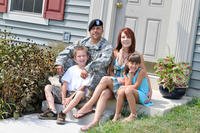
[0,30,57,119]
[0,98,15,119]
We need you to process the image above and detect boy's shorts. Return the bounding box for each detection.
[51,85,93,109]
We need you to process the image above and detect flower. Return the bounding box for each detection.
[154,56,191,92]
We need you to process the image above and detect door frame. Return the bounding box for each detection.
[88,0,117,44]
[166,0,200,63]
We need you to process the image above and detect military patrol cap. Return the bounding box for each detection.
[88,19,103,31]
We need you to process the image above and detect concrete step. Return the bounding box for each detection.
[41,89,192,125]
[148,74,159,90]
[41,100,115,125]
[137,90,192,116]
[44,75,192,124]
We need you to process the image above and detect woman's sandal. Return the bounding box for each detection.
[73,109,95,119]
[81,122,97,131]
[112,114,122,122]
[122,113,137,122]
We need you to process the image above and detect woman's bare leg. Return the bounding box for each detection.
[62,91,84,114]
[74,76,113,116]
[112,86,126,122]
[123,86,138,122]
[81,89,114,131]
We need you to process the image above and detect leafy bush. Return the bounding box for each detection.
[0,98,15,119]
[154,56,191,92]
[0,30,57,119]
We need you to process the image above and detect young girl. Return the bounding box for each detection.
[112,53,153,122]
[74,27,152,131]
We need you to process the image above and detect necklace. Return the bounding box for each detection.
[117,53,129,66]
[122,54,129,60]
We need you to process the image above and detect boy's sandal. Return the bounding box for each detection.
[73,109,95,119]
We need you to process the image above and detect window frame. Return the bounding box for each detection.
[10,0,43,14]
[3,0,49,25]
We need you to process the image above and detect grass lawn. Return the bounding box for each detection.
[88,98,200,133]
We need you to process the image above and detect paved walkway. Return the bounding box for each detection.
[0,90,192,133]
[0,114,82,133]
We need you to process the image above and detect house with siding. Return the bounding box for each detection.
[0,0,200,97]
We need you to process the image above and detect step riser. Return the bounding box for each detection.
[149,74,159,90]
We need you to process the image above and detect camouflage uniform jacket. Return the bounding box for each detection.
[55,37,113,90]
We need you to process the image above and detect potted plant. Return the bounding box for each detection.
[154,56,191,99]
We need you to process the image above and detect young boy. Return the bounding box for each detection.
[39,46,92,124]
[56,45,93,124]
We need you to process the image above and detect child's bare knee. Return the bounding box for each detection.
[76,90,85,97]
[117,89,125,96]
[125,88,132,96]
[100,76,111,83]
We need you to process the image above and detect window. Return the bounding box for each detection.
[2,0,48,25]
[2,0,65,24]
[10,0,43,14]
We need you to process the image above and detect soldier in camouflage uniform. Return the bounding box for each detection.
[38,19,113,120]
[55,19,113,90]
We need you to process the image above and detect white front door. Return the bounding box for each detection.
[113,0,172,62]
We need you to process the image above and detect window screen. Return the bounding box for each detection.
[10,0,43,13]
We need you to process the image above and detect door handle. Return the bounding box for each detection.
[116,2,123,8]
